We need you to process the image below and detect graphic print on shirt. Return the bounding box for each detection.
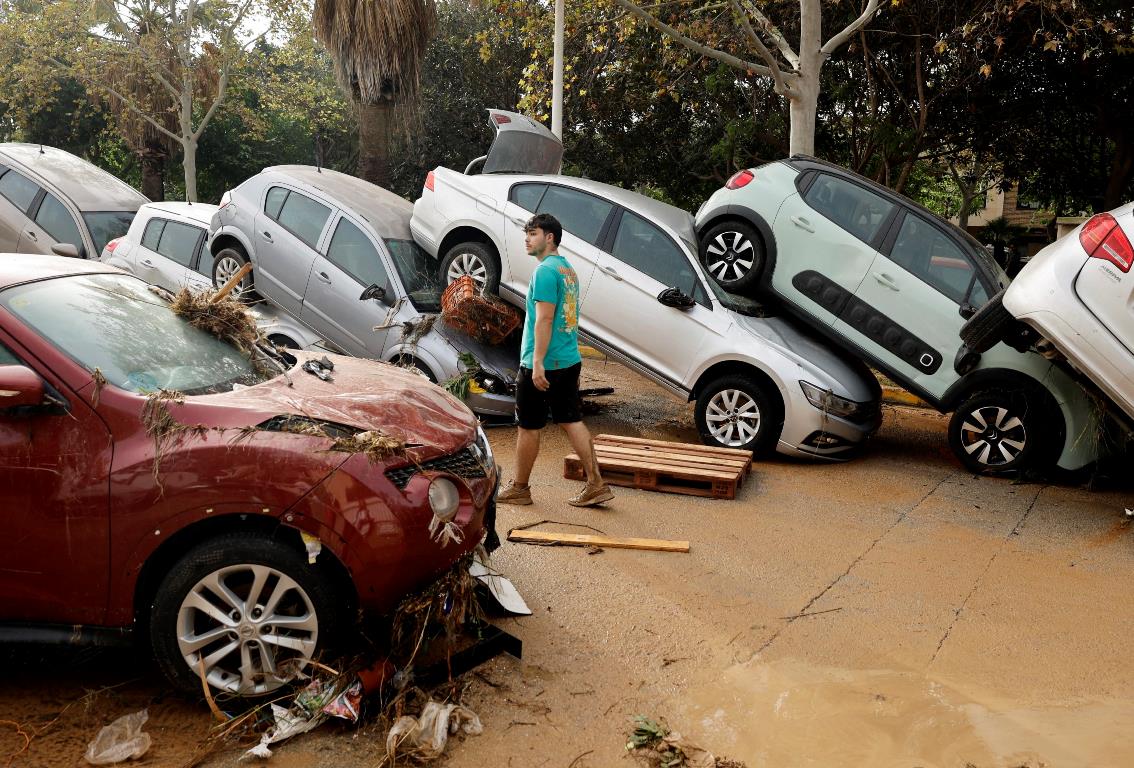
[559,267,578,333]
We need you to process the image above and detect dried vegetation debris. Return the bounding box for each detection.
[626,715,747,768]
[170,287,261,353]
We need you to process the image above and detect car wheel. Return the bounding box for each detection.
[149,532,346,697]
[699,221,766,294]
[212,247,256,300]
[948,391,1048,474]
[440,241,500,294]
[394,354,437,383]
[960,289,1014,353]
[695,374,782,454]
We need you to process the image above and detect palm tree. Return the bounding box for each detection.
[314,0,437,188]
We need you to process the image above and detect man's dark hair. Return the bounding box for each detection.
[525,213,562,246]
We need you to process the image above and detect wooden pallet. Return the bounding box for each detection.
[564,434,751,499]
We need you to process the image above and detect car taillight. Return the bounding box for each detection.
[726,169,755,190]
[492,113,512,125]
[425,170,435,192]
[1080,212,1133,273]
[105,238,121,253]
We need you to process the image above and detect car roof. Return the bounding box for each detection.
[264,166,413,239]
[0,144,150,212]
[530,176,697,241]
[141,201,218,225]
[0,254,122,290]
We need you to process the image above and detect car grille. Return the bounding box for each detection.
[385,445,489,489]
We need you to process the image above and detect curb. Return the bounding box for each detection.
[882,386,931,409]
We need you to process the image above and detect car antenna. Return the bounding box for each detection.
[38,144,44,155]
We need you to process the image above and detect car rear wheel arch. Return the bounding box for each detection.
[390,353,438,383]
[209,233,249,261]
[697,208,778,280]
[132,515,356,636]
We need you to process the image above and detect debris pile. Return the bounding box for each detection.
[170,287,261,353]
[626,715,747,768]
[440,276,521,345]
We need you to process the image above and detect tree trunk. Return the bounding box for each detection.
[789,1,822,157]
[140,139,166,202]
[956,189,975,231]
[358,99,394,188]
[1103,138,1133,211]
[182,138,198,202]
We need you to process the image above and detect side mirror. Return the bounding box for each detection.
[51,243,80,259]
[657,287,696,310]
[359,283,394,307]
[0,365,46,408]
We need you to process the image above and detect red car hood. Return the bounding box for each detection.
[189,352,477,457]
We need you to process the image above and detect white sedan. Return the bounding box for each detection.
[962,203,1134,423]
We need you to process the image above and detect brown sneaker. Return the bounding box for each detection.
[496,482,533,506]
[567,483,614,507]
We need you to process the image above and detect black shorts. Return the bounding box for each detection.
[515,362,582,429]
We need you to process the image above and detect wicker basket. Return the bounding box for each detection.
[440,276,521,345]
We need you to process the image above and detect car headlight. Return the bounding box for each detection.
[428,477,461,523]
[474,425,494,468]
[800,381,865,420]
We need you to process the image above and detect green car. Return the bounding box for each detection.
[695,156,1102,475]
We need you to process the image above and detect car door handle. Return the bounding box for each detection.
[261,231,274,242]
[873,272,900,291]
[140,258,155,268]
[316,271,331,284]
[599,265,622,281]
[508,215,526,226]
[790,216,814,233]
[25,230,37,241]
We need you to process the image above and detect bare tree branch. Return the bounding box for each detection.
[729,0,795,96]
[822,0,882,56]
[610,0,775,79]
[738,0,798,68]
[192,62,229,141]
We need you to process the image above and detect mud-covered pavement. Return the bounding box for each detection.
[4,358,1134,767]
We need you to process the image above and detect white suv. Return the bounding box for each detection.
[410,111,883,458]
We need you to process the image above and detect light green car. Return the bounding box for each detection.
[694,156,1102,475]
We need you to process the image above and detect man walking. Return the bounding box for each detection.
[496,213,613,507]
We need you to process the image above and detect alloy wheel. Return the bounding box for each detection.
[215,255,247,297]
[705,231,755,284]
[705,388,762,447]
[176,564,319,696]
[447,252,488,289]
[958,405,1027,467]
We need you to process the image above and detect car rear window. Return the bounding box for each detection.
[0,168,41,214]
[804,175,894,244]
[509,183,547,212]
[142,218,165,250]
[265,186,288,219]
[155,220,204,268]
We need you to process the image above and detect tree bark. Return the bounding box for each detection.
[1103,138,1133,211]
[788,0,822,156]
[358,99,394,188]
[182,138,198,202]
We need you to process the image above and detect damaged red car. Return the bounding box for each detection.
[0,255,497,696]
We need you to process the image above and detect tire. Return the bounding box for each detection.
[440,241,500,294]
[699,221,766,295]
[948,390,1051,474]
[960,289,1013,353]
[695,374,782,455]
[211,247,256,301]
[149,532,347,697]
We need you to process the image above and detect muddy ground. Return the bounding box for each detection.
[4,358,1134,767]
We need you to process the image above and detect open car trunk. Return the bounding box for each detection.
[481,109,563,175]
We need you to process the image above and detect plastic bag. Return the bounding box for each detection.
[84,710,151,765]
[385,701,483,761]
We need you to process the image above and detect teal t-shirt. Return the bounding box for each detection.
[520,253,582,370]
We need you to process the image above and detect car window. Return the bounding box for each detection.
[155,220,204,268]
[82,212,137,255]
[537,186,613,246]
[276,191,330,248]
[804,174,894,244]
[509,183,548,212]
[141,218,165,250]
[0,273,270,394]
[968,278,989,307]
[265,186,288,219]
[386,239,442,313]
[889,214,978,304]
[0,342,21,365]
[611,211,704,301]
[34,192,84,250]
[325,217,389,288]
[0,168,41,214]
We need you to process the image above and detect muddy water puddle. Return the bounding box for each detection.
[679,659,1134,767]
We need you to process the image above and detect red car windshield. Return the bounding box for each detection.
[1,274,273,394]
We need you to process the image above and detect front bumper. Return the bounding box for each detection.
[777,384,882,461]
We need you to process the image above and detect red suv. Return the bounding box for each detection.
[0,256,495,696]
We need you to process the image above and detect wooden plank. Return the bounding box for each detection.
[564,457,738,499]
[508,530,689,553]
[565,453,738,481]
[594,444,749,472]
[595,434,753,473]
